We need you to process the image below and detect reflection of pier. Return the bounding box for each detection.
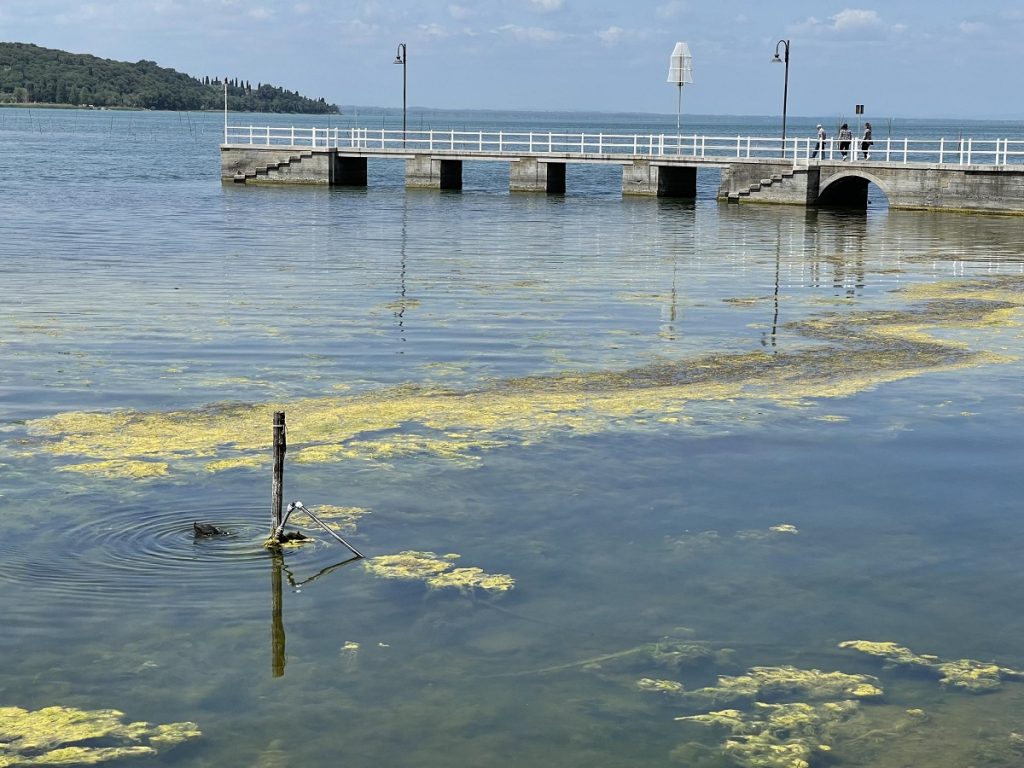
[221,127,1024,214]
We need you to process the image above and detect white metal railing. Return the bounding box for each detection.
[223,125,1024,167]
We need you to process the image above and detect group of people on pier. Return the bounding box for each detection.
[811,121,873,160]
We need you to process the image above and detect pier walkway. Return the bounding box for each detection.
[221,126,1024,215]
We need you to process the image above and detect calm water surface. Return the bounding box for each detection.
[2,108,1024,767]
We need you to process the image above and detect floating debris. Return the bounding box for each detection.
[0,705,200,765]
[363,551,513,593]
[839,640,1024,693]
[637,678,685,695]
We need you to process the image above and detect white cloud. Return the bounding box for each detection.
[448,4,471,20]
[791,8,902,39]
[494,24,563,43]
[656,1,686,20]
[418,22,449,38]
[832,8,881,31]
[527,0,563,12]
[246,6,273,20]
[958,20,987,35]
[595,26,649,46]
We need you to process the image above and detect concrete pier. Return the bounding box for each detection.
[405,156,463,190]
[622,161,697,198]
[220,140,1024,215]
[510,158,566,193]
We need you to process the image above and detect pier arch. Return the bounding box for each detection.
[817,170,890,209]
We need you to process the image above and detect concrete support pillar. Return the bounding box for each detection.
[510,158,566,193]
[332,156,367,186]
[622,161,696,198]
[405,155,462,190]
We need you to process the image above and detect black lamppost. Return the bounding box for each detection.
[772,39,790,157]
[393,43,407,147]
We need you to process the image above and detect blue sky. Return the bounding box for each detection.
[1,1,1022,119]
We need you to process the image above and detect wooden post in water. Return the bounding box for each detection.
[271,411,286,535]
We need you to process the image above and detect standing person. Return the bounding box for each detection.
[811,124,826,159]
[838,123,852,159]
[861,122,873,160]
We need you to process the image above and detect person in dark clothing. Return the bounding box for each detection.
[838,123,852,159]
[861,122,873,160]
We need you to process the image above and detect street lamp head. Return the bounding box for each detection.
[394,42,406,64]
[393,55,403,64]
[772,53,781,64]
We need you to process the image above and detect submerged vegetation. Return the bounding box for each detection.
[619,635,1024,768]
[839,640,1024,693]
[19,276,1023,480]
[0,705,199,765]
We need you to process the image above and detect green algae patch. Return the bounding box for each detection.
[0,705,200,765]
[839,640,1024,693]
[687,666,883,706]
[20,275,1024,477]
[309,505,370,534]
[678,700,860,768]
[363,551,514,593]
[58,459,169,479]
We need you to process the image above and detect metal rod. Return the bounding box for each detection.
[294,502,364,559]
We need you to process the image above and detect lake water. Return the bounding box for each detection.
[2,106,1024,767]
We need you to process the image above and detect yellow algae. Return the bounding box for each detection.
[363,551,513,593]
[839,640,1024,693]
[637,678,685,694]
[310,505,371,534]
[814,414,848,422]
[678,701,859,768]
[204,456,264,472]
[58,460,169,479]
[0,705,199,765]
[688,666,883,704]
[21,276,1024,477]
[427,567,515,592]
[768,524,799,534]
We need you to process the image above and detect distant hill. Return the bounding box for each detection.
[0,42,339,114]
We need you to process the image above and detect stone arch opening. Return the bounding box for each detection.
[817,172,890,210]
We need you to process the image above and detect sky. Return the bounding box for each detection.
[1,0,1022,120]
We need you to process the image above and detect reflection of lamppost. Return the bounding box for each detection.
[393,43,407,147]
[772,39,790,157]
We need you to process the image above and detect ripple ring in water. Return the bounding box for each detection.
[1,505,346,607]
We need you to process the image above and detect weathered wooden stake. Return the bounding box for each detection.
[271,411,286,534]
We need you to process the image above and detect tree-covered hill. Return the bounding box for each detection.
[0,42,340,113]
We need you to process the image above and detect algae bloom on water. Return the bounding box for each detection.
[0,705,200,765]
[363,551,514,593]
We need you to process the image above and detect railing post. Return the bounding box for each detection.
[939,138,944,164]
[479,131,483,152]
[967,138,973,165]
[450,129,454,151]
[499,131,503,153]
